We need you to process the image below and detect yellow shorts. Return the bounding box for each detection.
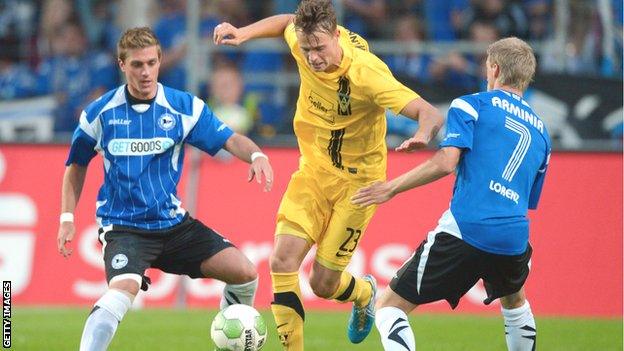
[275,165,379,271]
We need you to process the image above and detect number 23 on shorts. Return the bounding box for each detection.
[336,227,362,257]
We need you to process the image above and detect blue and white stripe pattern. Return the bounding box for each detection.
[66,83,234,230]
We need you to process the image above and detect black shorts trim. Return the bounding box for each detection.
[390,232,531,308]
[100,216,235,289]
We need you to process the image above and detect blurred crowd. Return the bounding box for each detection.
[1,0,622,139]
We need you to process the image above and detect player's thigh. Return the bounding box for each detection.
[315,195,377,271]
[275,168,330,244]
[152,217,236,280]
[199,247,257,284]
[100,229,161,292]
[389,232,481,309]
[482,244,532,306]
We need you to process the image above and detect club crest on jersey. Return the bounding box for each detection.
[337,76,352,116]
[158,113,176,131]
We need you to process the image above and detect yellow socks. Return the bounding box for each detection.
[271,272,305,351]
[329,271,372,308]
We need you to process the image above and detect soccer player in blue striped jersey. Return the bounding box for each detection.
[56,27,274,351]
[352,37,550,351]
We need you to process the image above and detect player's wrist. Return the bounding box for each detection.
[251,152,268,162]
[237,27,250,44]
[60,212,74,223]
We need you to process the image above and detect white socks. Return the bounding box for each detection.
[375,300,535,351]
[79,289,133,351]
[220,278,259,309]
[376,306,416,351]
[502,301,537,351]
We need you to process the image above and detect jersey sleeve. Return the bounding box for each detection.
[439,95,479,150]
[65,111,98,166]
[528,149,550,209]
[184,98,234,156]
[360,55,420,115]
[283,22,299,54]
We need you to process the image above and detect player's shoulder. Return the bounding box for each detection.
[339,25,369,52]
[448,91,488,118]
[83,85,125,122]
[283,22,298,48]
[348,48,391,85]
[159,84,204,117]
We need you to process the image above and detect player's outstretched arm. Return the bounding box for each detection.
[352,147,461,206]
[396,98,443,152]
[57,164,88,258]
[224,133,274,192]
[213,14,295,46]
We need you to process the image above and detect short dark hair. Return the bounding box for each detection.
[294,0,337,35]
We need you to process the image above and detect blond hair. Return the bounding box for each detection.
[487,37,536,91]
[117,27,161,63]
[294,0,337,35]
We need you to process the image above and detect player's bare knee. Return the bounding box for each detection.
[239,263,258,283]
[269,252,299,273]
[500,291,526,309]
[109,278,140,297]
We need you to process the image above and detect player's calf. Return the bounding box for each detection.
[79,288,134,351]
[501,300,537,351]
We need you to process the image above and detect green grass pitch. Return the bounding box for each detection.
[11,307,622,350]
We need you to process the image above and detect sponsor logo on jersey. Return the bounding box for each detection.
[108,138,175,156]
[108,118,132,126]
[489,180,519,204]
[111,254,128,269]
[444,133,461,141]
[158,113,176,131]
[308,91,335,124]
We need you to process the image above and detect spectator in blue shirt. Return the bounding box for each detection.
[0,36,36,100]
[154,0,223,90]
[36,21,118,133]
[384,15,431,82]
[342,0,386,39]
[430,20,500,91]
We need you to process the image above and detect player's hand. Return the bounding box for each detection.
[351,181,395,206]
[213,22,245,46]
[395,132,430,153]
[57,221,76,258]
[248,157,274,192]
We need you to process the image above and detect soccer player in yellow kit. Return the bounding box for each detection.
[214,1,442,349]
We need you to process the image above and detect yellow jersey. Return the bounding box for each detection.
[284,23,420,180]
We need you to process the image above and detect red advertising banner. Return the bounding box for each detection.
[0,145,621,317]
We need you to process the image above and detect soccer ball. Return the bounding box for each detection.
[210,304,267,351]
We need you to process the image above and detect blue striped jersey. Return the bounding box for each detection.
[435,89,551,255]
[66,84,234,230]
